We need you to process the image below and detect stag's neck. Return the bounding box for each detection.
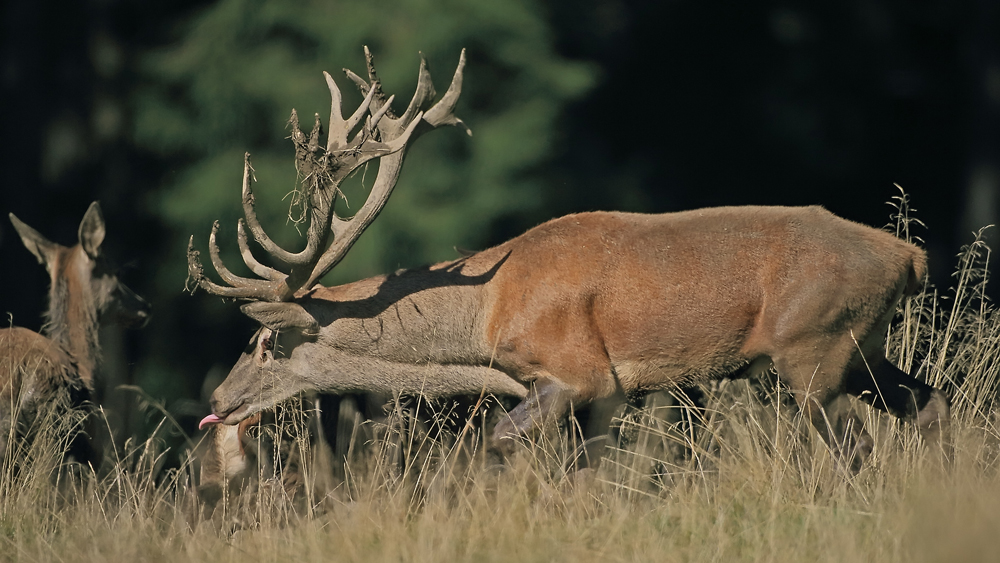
[303,348,528,399]
[42,261,99,387]
[318,286,489,365]
[308,260,499,366]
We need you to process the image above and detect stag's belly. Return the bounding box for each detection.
[613,354,774,395]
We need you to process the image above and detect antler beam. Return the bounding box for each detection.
[187,48,468,302]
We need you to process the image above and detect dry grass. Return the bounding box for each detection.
[3,199,1000,562]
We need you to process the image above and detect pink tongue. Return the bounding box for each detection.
[199,414,223,430]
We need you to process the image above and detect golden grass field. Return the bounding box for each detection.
[2,197,999,562]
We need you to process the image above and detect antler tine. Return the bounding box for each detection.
[307,112,322,151]
[186,155,293,301]
[423,49,470,134]
[363,45,382,97]
[238,152,326,267]
[363,95,396,140]
[325,72,379,152]
[298,49,468,290]
[237,220,284,281]
[325,71,378,153]
[208,220,287,291]
[398,55,436,126]
[324,71,345,151]
[347,83,378,133]
[344,68,369,93]
[187,236,280,299]
[190,48,468,301]
[342,46,391,116]
[206,221,243,286]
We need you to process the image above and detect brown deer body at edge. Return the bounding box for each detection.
[192,49,949,472]
[0,202,150,466]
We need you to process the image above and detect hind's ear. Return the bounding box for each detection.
[9,213,59,269]
[240,302,319,335]
[78,202,106,259]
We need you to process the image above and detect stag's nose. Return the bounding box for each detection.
[208,394,237,420]
[209,395,222,416]
[201,396,227,429]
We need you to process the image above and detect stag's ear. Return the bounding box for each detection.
[240,302,319,335]
[9,213,59,269]
[78,202,106,259]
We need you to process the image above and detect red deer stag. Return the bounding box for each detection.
[191,48,949,471]
[0,202,150,467]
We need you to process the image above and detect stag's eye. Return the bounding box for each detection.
[257,332,275,363]
[260,331,275,353]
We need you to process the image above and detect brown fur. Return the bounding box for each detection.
[0,202,150,466]
[207,205,948,469]
[194,52,945,473]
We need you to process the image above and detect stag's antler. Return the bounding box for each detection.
[187,47,468,302]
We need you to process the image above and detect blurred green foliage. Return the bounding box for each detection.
[135,0,595,289]
[131,0,595,404]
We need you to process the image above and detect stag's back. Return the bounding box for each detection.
[474,206,926,393]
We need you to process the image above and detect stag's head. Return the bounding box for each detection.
[10,201,151,331]
[191,48,467,428]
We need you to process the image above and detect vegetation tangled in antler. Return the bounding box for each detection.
[186,47,468,303]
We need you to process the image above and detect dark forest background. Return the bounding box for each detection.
[1,0,998,450]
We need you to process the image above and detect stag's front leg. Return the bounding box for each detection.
[489,374,624,476]
[490,376,576,460]
[488,303,622,470]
